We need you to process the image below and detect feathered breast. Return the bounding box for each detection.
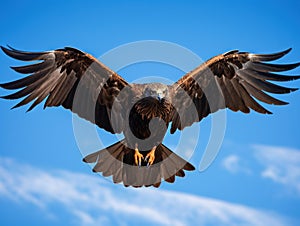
[133,97,172,121]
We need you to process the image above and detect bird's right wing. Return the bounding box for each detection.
[1,46,131,133]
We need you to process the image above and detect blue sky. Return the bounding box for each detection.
[1,0,300,225]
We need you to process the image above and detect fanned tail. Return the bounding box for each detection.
[83,140,195,188]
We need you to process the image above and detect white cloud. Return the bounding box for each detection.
[253,145,300,194]
[221,154,251,174]
[72,210,95,225]
[222,155,240,173]
[0,157,291,226]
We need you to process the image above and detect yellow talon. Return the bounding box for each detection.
[145,146,156,167]
[134,146,144,167]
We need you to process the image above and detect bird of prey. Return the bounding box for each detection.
[1,46,299,188]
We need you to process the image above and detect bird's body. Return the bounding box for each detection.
[1,46,299,187]
[126,83,172,147]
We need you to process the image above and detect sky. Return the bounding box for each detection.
[0,0,300,225]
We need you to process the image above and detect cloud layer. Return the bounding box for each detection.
[253,145,300,194]
[0,157,290,226]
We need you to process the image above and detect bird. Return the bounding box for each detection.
[1,45,299,188]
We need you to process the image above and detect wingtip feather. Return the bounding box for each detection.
[6,45,20,51]
[1,45,11,56]
[250,48,294,62]
[10,104,19,110]
[1,45,46,61]
[281,48,292,55]
[290,87,298,92]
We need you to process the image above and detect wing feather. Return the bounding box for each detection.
[241,81,288,105]
[237,70,297,94]
[249,48,292,61]
[248,61,300,72]
[1,46,46,61]
[10,60,53,74]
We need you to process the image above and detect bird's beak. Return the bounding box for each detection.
[157,94,163,102]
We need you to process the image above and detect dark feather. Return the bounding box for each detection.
[10,60,53,74]
[0,68,51,90]
[241,81,288,105]
[237,82,272,114]
[237,70,298,94]
[250,48,292,62]
[1,71,50,100]
[231,78,250,113]
[1,46,46,61]
[244,70,300,82]
[249,61,300,72]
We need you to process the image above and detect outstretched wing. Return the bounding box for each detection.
[0,46,130,133]
[170,48,300,133]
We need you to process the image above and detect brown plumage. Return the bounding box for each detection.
[1,46,299,188]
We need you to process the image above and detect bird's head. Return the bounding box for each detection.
[144,83,170,102]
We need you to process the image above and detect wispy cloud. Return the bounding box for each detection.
[222,155,242,173]
[221,154,251,174]
[0,157,290,226]
[253,145,300,194]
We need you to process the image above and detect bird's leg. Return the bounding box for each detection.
[134,144,144,167]
[145,146,157,167]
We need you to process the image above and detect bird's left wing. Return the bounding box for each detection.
[0,46,130,133]
[170,48,300,133]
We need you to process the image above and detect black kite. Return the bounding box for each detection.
[1,46,299,187]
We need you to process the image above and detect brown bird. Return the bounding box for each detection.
[1,46,299,188]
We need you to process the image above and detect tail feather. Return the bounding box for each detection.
[176,169,185,177]
[83,139,195,188]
